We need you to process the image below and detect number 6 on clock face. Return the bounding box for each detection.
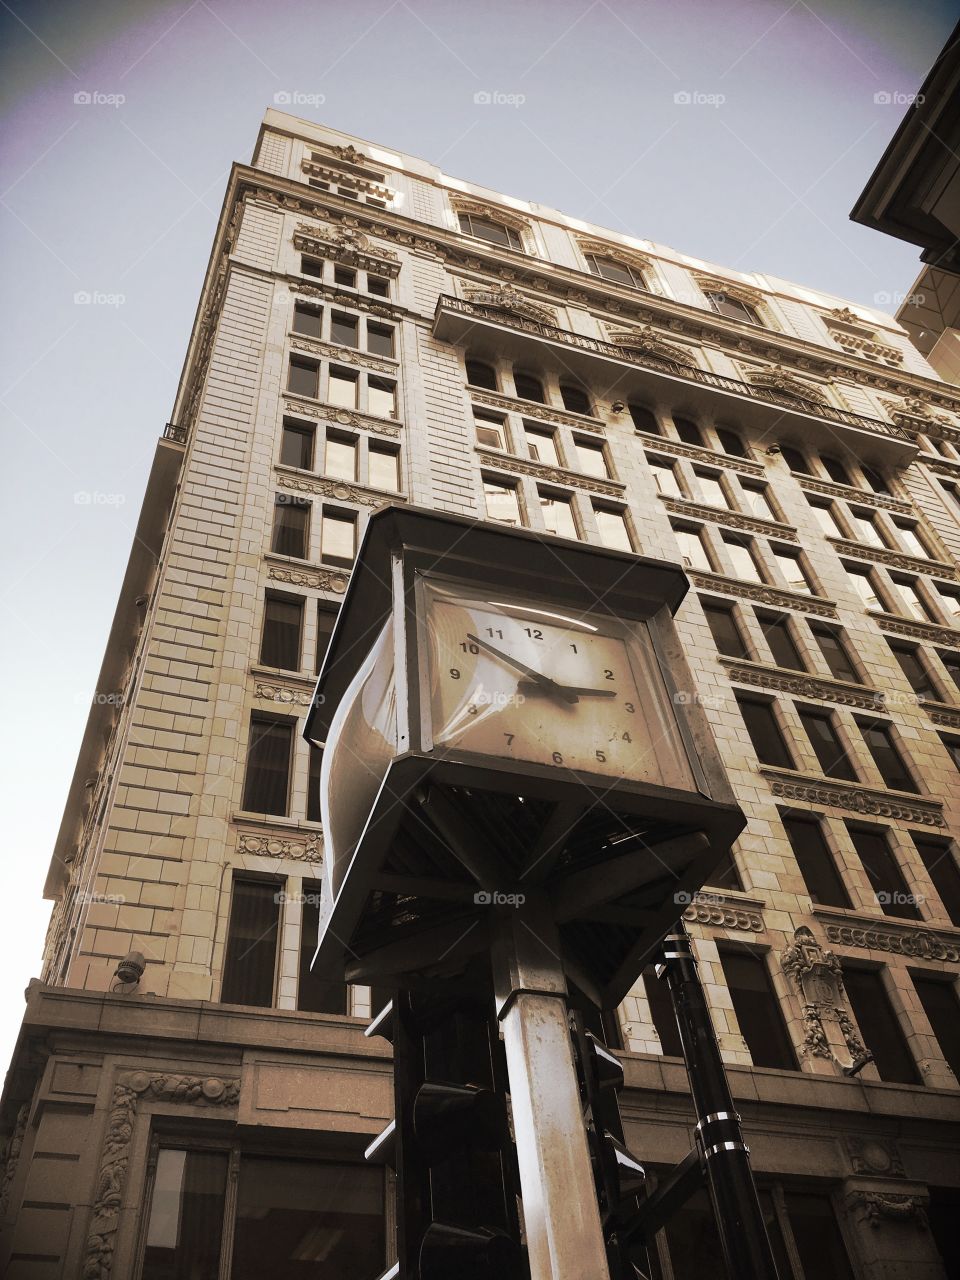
[419,578,697,791]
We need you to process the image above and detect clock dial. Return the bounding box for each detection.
[423,582,695,789]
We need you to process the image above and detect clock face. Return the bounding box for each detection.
[421,580,696,789]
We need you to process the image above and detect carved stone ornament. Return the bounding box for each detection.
[237,830,323,861]
[291,337,395,374]
[845,1136,905,1178]
[450,196,532,242]
[795,474,912,514]
[660,495,798,540]
[82,1073,240,1279]
[827,537,958,582]
[682,899,763,932]
[468,389,603,432]
[293,223,400,276]
[267,563,350,593]
[744,363,829,405]
[721,659,882,711]
[461,282,556,325]
[846,1191,929,1230]
[692,272,764,311]
[780,926,870,1068]
[276,471,399,507]
[606,324,698,367]
[475,447,623,498]
[255,682,313,707]
[0,1102,29,1215]
[281,395,401,438]
[761,770,945,826]
[687,570,838,619]
[822,921,959,963]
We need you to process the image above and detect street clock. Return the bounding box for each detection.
[304,505,745,1007]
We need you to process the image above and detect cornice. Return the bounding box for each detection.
[759,766,945,826]
[265,556,350,594]
[283,275,406,321]
[920,454,960,479]
[872,611,960,650]
[719,657,883,711]
[281,392,402,437]
[468,388,605,433]
[236,825,323,862]
[290,335,397,374]
[795,474,913,514]
[826,537,959,582]
[275,469,404,507]
[687,570,838,618]
[924,700,960,729]
[633,430,764,476]
[292,221,401,276]
[473,446,626,498]
[813,908,960,963]
[660,494,798,540]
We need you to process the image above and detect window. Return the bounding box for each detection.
[723,536,763,584]
[301,254,323,277]
[739,483,776,521]
[862,464,890,495]
[736,695,793,768]
[783,1190,856,1280]
[315,605,337,675]
[280,420,314,470]
[716,426,747,457]
[368,376,397,418]
[466,357,497,390]
[780,445,810,474]
[483,477,522,525]
[642,967,683,1056]
[672,524,711,572]
[820,454,852,486]
[942,734,960,772]
[324,432,358,481]
[894,522,930,558]
[221,877,281,1004]
[703,601,748,658]
[888,642,936,699]
[772,547,812,593]
[560,383,592,415]
[649,457,683,498]
[719,950,797,1069]
[809,624,859,683]
[847,825,921,920]
[797,708,857,781]
[841,966,919,1083]
[705,848,743,891]
[585,253,645,288]
[849,510,885,549]
[594,504,632,551]
[287,355,319,399]
[142,1149,228,1277]
[573,437,609,478]
[458,210,523,250]
[474,409,506,450]
[327,366,358,409]
[845,563,882,611]
[298,880,347,1012]
[808,500,844,538]
[369,443,400,492]
[306,747,323,824]
[366,273,390,297]
[271,496,310,559]
[367,322,394,358]
[704,290,760,325]
[674,415,704,447]
[892,576,934,621]
[912,976,960,1081]
[629,403,660,434]
[320,508,357,566]
[757,611,805,670]
[937,585,960,626]
[525,425,561,467]
[513,369,545,402]
[782,813,851,907]
[913,836,960,926]
[334,264,356,287]
[858,719,917,791]
[292,302,322,338]
[539,490,578,539]
[260,595,303,670]
[937,649,960,692]
[242,717,292,817]
[694,470,729,508]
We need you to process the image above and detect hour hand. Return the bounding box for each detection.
[518,681,617,699]
[466,633,578,704]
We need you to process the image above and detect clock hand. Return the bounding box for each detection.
[466,633,578,704]
[518,681,618,699]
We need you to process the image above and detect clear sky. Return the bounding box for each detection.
[0,0,955,1072]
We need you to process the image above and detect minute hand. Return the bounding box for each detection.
[466,633,578,704]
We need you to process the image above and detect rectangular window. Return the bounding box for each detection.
[895,522,930,558]
[287,355,319,399]
[242,717,292,816]
[673,524,711,572]
[315,605,337,675]
[458,211,522,251]
[845,564,882,611]
[142,1149,228,1279]
[649,457,684,498]
[912,975,960,1081]
[849,510,885,548]
[783,1191,856,1280]
[320,508,357,566]
[525,425,561,467]
[366,273,389,297]
[280,420,314,470]
[474,409,506,450]
[847,825,921,920]
[841,966,919,1083]
[366,322,394,358]
[593,504,632,551]
[781,813,851,907]
[857,719,916,792]
[941,734,960,772]
[674,416,704,447]
[574,437,609,478]
[331,312,359,348]
[483,477,522,526]
[539,490,579,539]
[306,746,323,825]
[810,623,859,683]
[642,967,683,1056]
[772,547,811,593]
[736,695,793,769]
[704,601,748,658]
[757,611,805,671]
[694,470,729,508]
[892,576,934,622]
[723,536,763,583]
[808,500,844,538]
[937,586,960,626]
[937,649,960,692]
[333,264,356,287]
[271,496,309,559]
[913,836,960,926]
[301,254,323,277]
[630,403,660,434]
[739,483,776,521]
[368,376,397,418]
[297,880,347,1013]
[260,595,303,671]
[719,950,797,1069]
[888,642,936,699]
[292,302,322,338]
[368,443,400,492]
[324,432,358,481]
[327,367,358,409]
[797,708,857,781]
[221,877,281,1005]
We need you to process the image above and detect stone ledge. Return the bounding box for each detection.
[759,767,945,826]
[720,657,883,710]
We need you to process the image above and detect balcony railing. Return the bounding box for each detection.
[433,295,913,447]
[163,422,188,445]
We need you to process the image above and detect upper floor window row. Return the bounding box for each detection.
[299,254,392,298]
[465,353,593,416]
[292,302,395,357]
[779,443,890,495]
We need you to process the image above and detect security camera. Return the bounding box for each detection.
[611,401,625,413]
[113,951,145,988]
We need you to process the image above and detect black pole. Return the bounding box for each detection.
[657,926,780,1280]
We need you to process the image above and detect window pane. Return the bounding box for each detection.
[717,427,747,457]
[330,313,358,348]
[773,548,810,592]
[913,977,960,1081]
[913,836,960,926]
[758,612,804,671]
[560,384,591,415]
[366,274,389,297]
[848,825,921,920]
[288,357,319,399]
[333,265,356,287]
[368,377,396,418]
[719,950,796,1069]
[525,426,560,467]
[695,472,729,508]
[221,877,281,1004]
[594,506,632,551]
[737,695,793,769]
[301,255,323,278]
[851,511,885,548]
[782,814,851,907]
[629,403,660,434]
[704,603,747,658]
[938,587,960,626]
[674,416,704,447]
[261,596,303,670]
[810,624,858,683]
[809,501,844,538]
[841,966,919,1083]
[466,358,497,389]
[888,643,936,699]
[231,1157,385,1280]
[484,479,521,525]
[896,523,928,558]
[315,606,337,675]
[320,510,357,565]
[368,445,400,492]
[781,445,810,473]
[642,968,683,1056]
[862,465,890,494]
[242,718,292,817]
[327,368,357,409]
[367,322,394,357]
[674,526,711,571]
[513,370,545,402]
[574,439,609,478]
[846,565,881,611]
[540,491,578,539]
[298,881,348,1013]
[324,433,357,481]
[858,720,916,792]
[272,498,309,559]
[292,303,322,338]
[724,539,762,583]
[280,422,314,470]
[936,649,960,692]
[143,1149,228,1280]
[740,484,775,520]
[821,454,852,486]
[798,709,857,781]
[893,578,932,622]
[783,1191,855,1280]
[474,410,505,450]
[649,458,683,498]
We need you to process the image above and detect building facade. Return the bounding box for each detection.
[2,110,960,1279]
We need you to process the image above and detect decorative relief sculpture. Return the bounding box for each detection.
[846,1191,929,1229]
[460,282,556,325]
[237,831,323,861]
[268,564,349,593]
[823,922,959,963]
[606,325,698,367]
[764,774,945,826]
[780,926,872,1072]
[0,1102,29,1215]
[281,396,401,437]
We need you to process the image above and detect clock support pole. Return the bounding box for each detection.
[491,898,612,1280]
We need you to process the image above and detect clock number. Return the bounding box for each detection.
[459,641,480,654]
[603,669,615,681]
[570,643,578,654]
[625,702,635,714]
[486,627,504,639]
[524,627,544,640]
[595,750,607,763]
[552,751,563,765]
[449,668,461,680]
[503,733,515,747]
[622,731,632,743]
[467,704,478,716]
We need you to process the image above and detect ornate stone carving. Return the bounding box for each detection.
[845,1136,905,1178]
[282,395,401,437]
[255,682,313,707]
[796,475,913,514]
[634,430,765,475]
[781,926,869,1068]
[0,1102,29,1215]
[847,1191,929,1229]
[577,237,656,287]
[606,324,698,367]
[660,495,798,540]
[822,921,959,963]
[927,702,960,729]
[467,389,603,431]
[475,447,624,497]
[687,571,838,618]
[827,537,957,581]
[692,272,764,311]
[762,770,945,825]
[881,395,955,433]
[744,363,829,405]
[267,563,350,592]
[682,899,763,932]
[460,282,556,325]
[237,831,323,862]
[921,453,960,478]
[721,659,883,710]
[873,611,960,649]
[290,337,395,374]
[83,1073,239,1279]
[276,471,400,507]
[293,223,400,276]
[450,196,532,243]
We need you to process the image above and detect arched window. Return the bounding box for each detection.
[560,384,592,416]
[820,455,852,486]
[513,369,545,403]
[861,465,890,495]
[465,357,498,391]
[704,290,760,326]
[629,404,661,435]
[717,427,748,458]
[584,254,645,290]
[780,445,810,474]
[674,416,705,448]
[458,211,523,252]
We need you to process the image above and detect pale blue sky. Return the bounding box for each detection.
[0,0,954,1069]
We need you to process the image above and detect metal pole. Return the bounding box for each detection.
[658,925,780,1280]
[491,897,612,1280]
